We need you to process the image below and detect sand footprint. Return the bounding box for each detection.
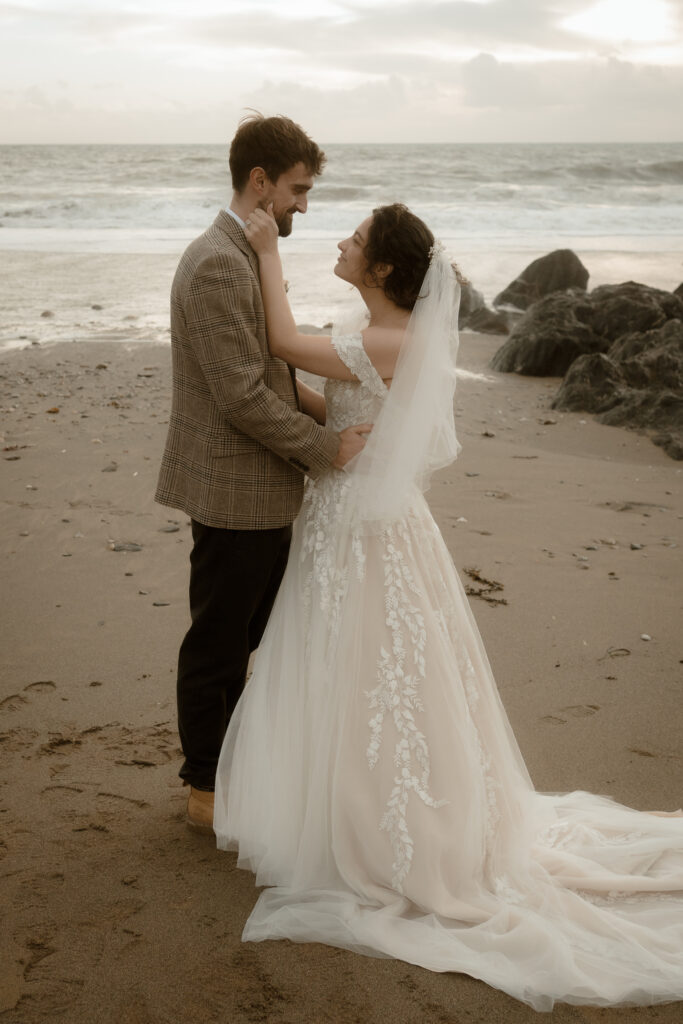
[560,704,600,717]
[41,784,84,795]
[40,733,83,755]
[0,693,29,712]
[96,791,151,810]
[0,682,57,714]
[0,726,39,751]
[24,680,57,694]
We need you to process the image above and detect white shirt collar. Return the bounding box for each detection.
[224,206,247,229]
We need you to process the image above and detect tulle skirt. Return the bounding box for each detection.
[215,484,683,1012]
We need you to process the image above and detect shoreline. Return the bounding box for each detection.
[1,334,681,1022]
[2,246,682,353]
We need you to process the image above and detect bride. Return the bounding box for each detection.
[214,202,683,1012]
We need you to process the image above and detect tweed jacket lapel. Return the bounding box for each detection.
[213,208,300,394]
[212,209,259,279]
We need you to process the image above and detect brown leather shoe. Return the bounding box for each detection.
[186,786,215,835]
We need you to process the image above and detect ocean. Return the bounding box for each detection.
[1,142,682,350]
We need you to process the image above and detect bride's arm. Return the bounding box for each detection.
[245,208,398,381]
[296,379,326,424]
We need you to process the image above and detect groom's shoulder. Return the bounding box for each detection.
[181,213,249,269]
[174,214,251,288]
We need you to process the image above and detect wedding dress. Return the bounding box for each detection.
[214,268,683,1012]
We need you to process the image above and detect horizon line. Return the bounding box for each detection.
[1,139,682,147]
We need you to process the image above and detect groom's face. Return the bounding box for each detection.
[260,162,314,238]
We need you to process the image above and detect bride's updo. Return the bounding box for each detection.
[363,203,433,310]
[364,203,467,309]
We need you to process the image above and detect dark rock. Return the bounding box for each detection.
[609,319,683,392]
[589,282,683,344]
[466,307,510,335]
[552,319,683,457]
[458,281,509,335]
[458,282,486,323]
[652,432,683,460]
[491,293,601,376]
[598,390,683,434]
[552,353,628,414]
[494,250,589,311]
[673,283,683,299]
[491,272,683,458]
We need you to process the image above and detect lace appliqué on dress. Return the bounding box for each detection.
[296,333,385,653]
[365,519,447,893]
[306,335,448,894]
[330,333,387,399]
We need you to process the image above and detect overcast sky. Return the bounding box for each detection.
[2,0,682,143]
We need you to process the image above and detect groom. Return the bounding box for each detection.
[156,113,369,831]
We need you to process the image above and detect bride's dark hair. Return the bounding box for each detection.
[364,203,467,309]
[363,204,433,310]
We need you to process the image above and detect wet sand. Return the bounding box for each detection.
[1,332,681,1023]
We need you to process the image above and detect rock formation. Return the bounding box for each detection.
[493,249,589,311]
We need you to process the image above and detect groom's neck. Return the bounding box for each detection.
[229,191,258,224]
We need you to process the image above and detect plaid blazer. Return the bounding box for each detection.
[155,211,339,529]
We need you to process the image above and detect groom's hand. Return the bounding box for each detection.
[333,424,373,469]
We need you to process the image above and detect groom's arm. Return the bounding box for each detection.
[183,250,341,476]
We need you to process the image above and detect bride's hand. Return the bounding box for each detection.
[245,205,279,256]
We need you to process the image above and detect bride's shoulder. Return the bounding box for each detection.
[361,324,404,358]
[359,325,404,380]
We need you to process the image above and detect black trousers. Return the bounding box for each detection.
[177,519,292,791]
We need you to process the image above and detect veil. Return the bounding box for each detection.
[341,247,462,530]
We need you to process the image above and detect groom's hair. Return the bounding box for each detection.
[230,112,326,192]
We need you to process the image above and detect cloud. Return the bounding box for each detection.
[153,1,600,63]
[0,0,681,141]
[4,0,678,62]
[244,54,683,142]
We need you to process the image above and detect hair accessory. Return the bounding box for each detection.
[428,239,446,263]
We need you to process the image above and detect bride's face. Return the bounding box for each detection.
[335,216,372,286]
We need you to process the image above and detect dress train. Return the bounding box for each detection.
[214,333,683,1012]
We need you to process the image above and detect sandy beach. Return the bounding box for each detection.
[1,330,681,1024]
